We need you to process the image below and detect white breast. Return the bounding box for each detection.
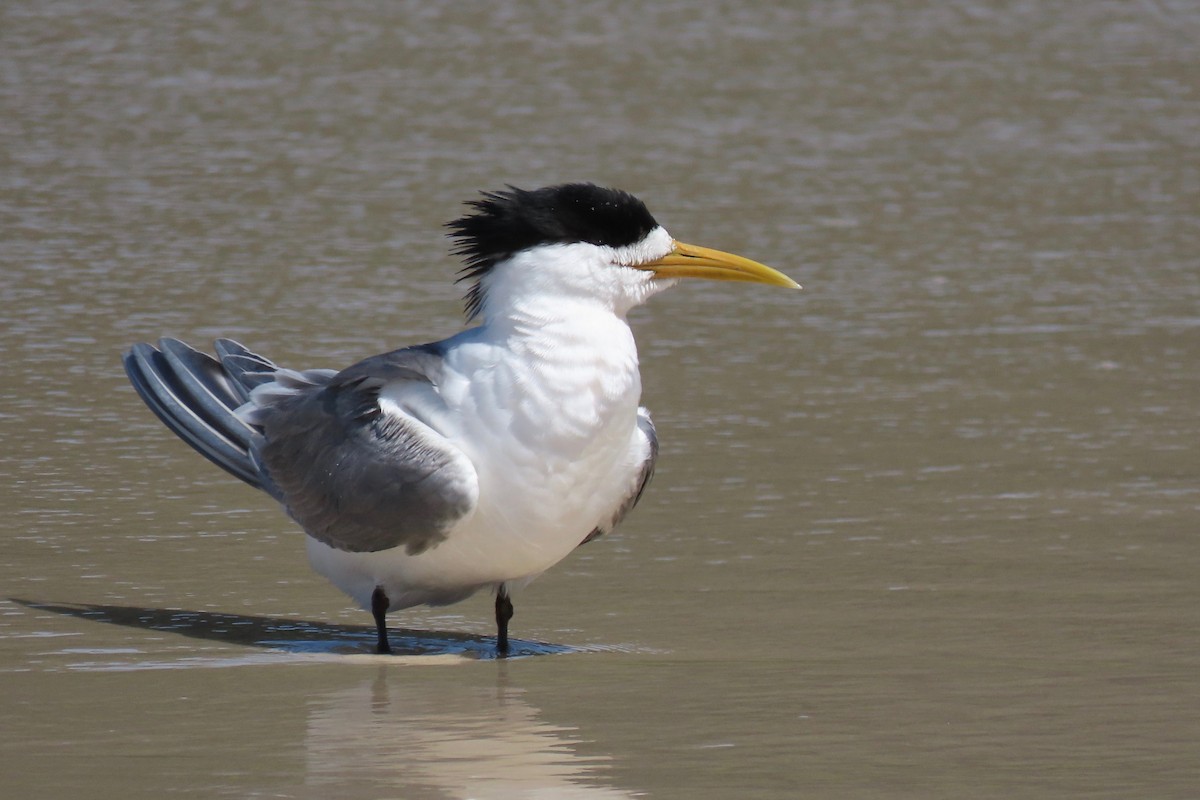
[305,306,649,611]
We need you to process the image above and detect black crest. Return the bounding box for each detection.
[446,183,660,319]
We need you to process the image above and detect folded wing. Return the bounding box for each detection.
[124,339,479,557]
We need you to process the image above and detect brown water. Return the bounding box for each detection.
[2,2,1198,797]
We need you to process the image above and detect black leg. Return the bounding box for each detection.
[495,586,514,656]
[371,586,392,655]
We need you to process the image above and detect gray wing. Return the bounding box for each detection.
[124,338,273,489]
[581,408,658,545]
[252,345,479,556]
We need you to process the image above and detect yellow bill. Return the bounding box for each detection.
[635,240,800,289]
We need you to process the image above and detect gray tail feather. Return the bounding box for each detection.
[123,338,279,491]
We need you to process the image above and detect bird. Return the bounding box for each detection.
[123,183,800,656]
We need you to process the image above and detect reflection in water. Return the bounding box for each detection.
[8,600,643,796]
[304,670,637,799]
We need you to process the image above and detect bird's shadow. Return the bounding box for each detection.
[10,598,573,660]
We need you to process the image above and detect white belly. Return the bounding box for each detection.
[306,313,647,612]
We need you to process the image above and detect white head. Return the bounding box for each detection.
[446,183,799,323]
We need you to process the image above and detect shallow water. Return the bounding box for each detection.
[2,1,1198,797]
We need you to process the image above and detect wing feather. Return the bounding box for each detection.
[580,407,658,545]
[252,346,478,555]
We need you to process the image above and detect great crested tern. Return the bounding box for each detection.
[124,183,799,655]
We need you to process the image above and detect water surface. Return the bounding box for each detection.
[2,2,1198,797]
